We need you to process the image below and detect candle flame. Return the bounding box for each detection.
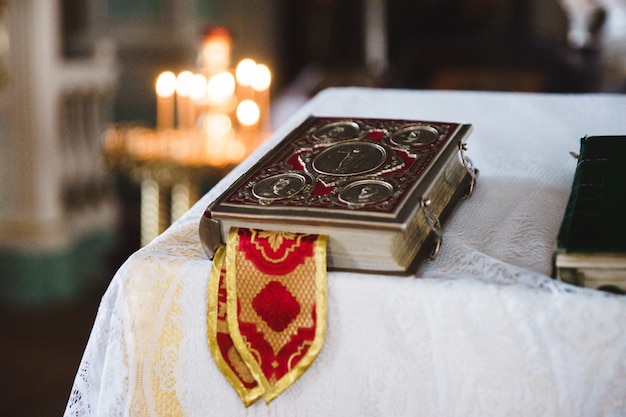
[207,71,235,104]
[190,74,208,101]
[236,100,260,126]
[235,59,257,87]
[156,71,177,98]
[252,64,271,92]
[176,71,195,97]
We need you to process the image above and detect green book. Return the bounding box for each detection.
[555,135,626,293]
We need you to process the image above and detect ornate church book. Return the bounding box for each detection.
[555,135,626,293]
[200,116,477,274]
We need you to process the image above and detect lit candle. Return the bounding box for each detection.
[206,71,236,109]
[190,73,208,102]
[201,27,232,74]
[176,71,196,129]
[236,99,260,127]
[189,73,208,121]
[251,63,272,135]
[155,71,176,131]
[236,99,261,151]
[235,58,256,101]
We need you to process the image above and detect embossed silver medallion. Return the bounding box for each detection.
[338,179,393,208]
[391,125,440,147]
[313,121,361,142]
[312,142,387,177]
[252,172,307,201]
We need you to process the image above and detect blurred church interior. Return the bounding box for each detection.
[1,0,625,415]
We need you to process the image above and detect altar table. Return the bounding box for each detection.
[65,88,626,417]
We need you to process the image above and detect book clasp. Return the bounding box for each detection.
[421,198,442,260]
[459,142,477,198]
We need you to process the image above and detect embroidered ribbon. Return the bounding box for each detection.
[207,228,328,405]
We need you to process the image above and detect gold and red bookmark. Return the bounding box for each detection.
[207,227,328,406]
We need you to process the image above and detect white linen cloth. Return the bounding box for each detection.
[65,88,626,417]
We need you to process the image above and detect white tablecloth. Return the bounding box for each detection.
[65,88,626,417]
